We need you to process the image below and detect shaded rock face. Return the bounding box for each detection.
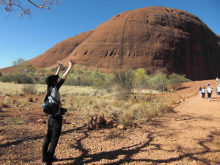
[27,7,220,80]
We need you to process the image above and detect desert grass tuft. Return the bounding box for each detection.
[3,115,26,125]
[3,96,12,107]
[28,96,34,102]
[118,109,134,127]
[0,101,9,109]
[22,84,36,94]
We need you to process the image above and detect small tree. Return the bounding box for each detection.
[145,75,155,101]
[13,58,36,74]
[13,58,25,72]
[1,0,59,16]
[151,72,168,92]
[133,68,146,98]
[114,70,134,91]
[113,70,135,100]
[13,58,25,66]
[89,71,105,89]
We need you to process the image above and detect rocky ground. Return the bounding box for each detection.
[0,80,219,165]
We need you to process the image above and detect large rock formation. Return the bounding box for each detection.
[61,7,219,80]
[2,7,220,80]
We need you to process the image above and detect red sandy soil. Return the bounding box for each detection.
[0,80,219,165]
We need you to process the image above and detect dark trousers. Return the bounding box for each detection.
[42,116,62,164]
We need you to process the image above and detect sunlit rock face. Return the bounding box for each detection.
[26,7,220,80]
[27,31,94,68]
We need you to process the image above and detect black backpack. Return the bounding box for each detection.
[43,87,67,116]
[43,87,60,115]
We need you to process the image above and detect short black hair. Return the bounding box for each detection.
[45,75,59,86]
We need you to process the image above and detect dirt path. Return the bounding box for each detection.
[0,82,219,165]
[150,95,220,165]
[44,93,219,164]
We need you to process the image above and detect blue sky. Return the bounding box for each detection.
[0,0,219,69]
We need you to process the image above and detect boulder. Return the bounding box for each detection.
[37,119,46,124]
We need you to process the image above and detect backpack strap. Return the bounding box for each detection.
[44,86,51,102]
[44,86,60,105]
[50,94,59,104]
[44,92,49,103]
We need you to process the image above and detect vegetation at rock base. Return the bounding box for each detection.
[0,60,191,128]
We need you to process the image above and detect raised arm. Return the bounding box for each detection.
[55,61,63,75]
[62,59,76,80]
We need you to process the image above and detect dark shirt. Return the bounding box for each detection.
[48,78,65,91]
[45,78,65,119]
[46,78,65,96]
[56,78,65,90]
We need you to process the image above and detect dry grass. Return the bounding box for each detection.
[0,82,107,96]
[0,82,181,128]
[22,84,37,94]
[3,115,26,125]
[0,101,8,109]
[62,92,180,127]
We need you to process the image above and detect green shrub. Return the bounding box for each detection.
[0,74,15,82]
[64,69,114,90]
[71,65,86,74]
[168,73,191,91]
[0,74,34,84]
[36,72,51,84]
[89,71,105,88]
[89,71,114,90]
[114,70,135,90]
[65,74,93,86]
[151,73,168,92]
[16,74,34,84]
[113,70,135,100]
[133,68,147,88]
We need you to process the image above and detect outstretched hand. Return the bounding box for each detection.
[69,59,77,67]
[61,59,76,80]
[57,61,63,67]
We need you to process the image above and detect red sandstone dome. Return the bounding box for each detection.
[2,7,220,80]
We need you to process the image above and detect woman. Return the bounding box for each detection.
[201,87,206,99]
[216,84,220,100]
[207,84,213,101]
[199,86,202,98]
[42,59,76,164]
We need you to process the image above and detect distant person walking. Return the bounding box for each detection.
[216,77,219,84]
[199,86,202,98]
[216,84,220,100]
[42,59,76,165]
[201,87,206,99]
[207,84,213,101]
